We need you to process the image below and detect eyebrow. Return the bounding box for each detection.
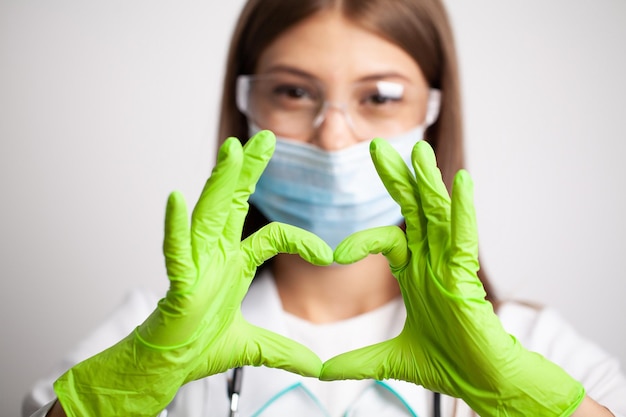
[259,64,412,84]
[260,65,315,79]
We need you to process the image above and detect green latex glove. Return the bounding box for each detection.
[53,130,333,417]
[321,139,585,416]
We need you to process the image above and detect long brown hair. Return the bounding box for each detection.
[216,0,496,302]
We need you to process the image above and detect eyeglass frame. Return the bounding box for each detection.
[235,73,441,141]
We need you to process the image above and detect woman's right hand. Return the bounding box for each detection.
[53,130,333,417]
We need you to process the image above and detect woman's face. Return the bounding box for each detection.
[252,10,430,150]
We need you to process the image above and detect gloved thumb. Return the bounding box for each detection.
[319,340,396,381]
[239,324,324,377]
[334,226,409,270]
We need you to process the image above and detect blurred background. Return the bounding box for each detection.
[1,1,625,415]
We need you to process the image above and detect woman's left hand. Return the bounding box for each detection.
[320,139,584,417]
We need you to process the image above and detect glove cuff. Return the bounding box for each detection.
[464,347,586,417]
[53,332,189,417]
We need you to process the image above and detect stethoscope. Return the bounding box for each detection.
[228,367,243,417]
[227,367,442,417]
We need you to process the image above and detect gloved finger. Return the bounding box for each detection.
[449,169,482,295]
[163,191,194,291]
[190,137,243,255]
[334,226,409,271]
[411,141,452,254]
[241,222,334,270]
[238,324,323,377]
[320,340,397,381]
[369,138,426,242]
[224,130,276,240]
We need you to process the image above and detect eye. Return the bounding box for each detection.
[365,93,401,105]
[360,81,405,106]
[273,84,316,100]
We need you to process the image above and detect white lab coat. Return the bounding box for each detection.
[24,271,626,417]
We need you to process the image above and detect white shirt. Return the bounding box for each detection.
[23,271,626,417]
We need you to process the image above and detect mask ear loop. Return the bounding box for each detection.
[424,88,442,127]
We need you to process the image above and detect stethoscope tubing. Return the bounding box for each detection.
[228,367,243,417]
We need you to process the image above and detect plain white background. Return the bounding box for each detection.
[1,1,625,416]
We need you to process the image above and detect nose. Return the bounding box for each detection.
[309,105,360,151]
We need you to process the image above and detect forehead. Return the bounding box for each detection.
[255,10,427,87]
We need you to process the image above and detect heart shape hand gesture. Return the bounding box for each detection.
[53,132,584,417]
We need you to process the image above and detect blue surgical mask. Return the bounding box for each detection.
[248,90,440,249]
[248,126,423,249]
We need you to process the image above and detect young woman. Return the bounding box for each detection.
[24,0,626,416]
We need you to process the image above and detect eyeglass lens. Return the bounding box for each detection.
[238,74,427,141]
